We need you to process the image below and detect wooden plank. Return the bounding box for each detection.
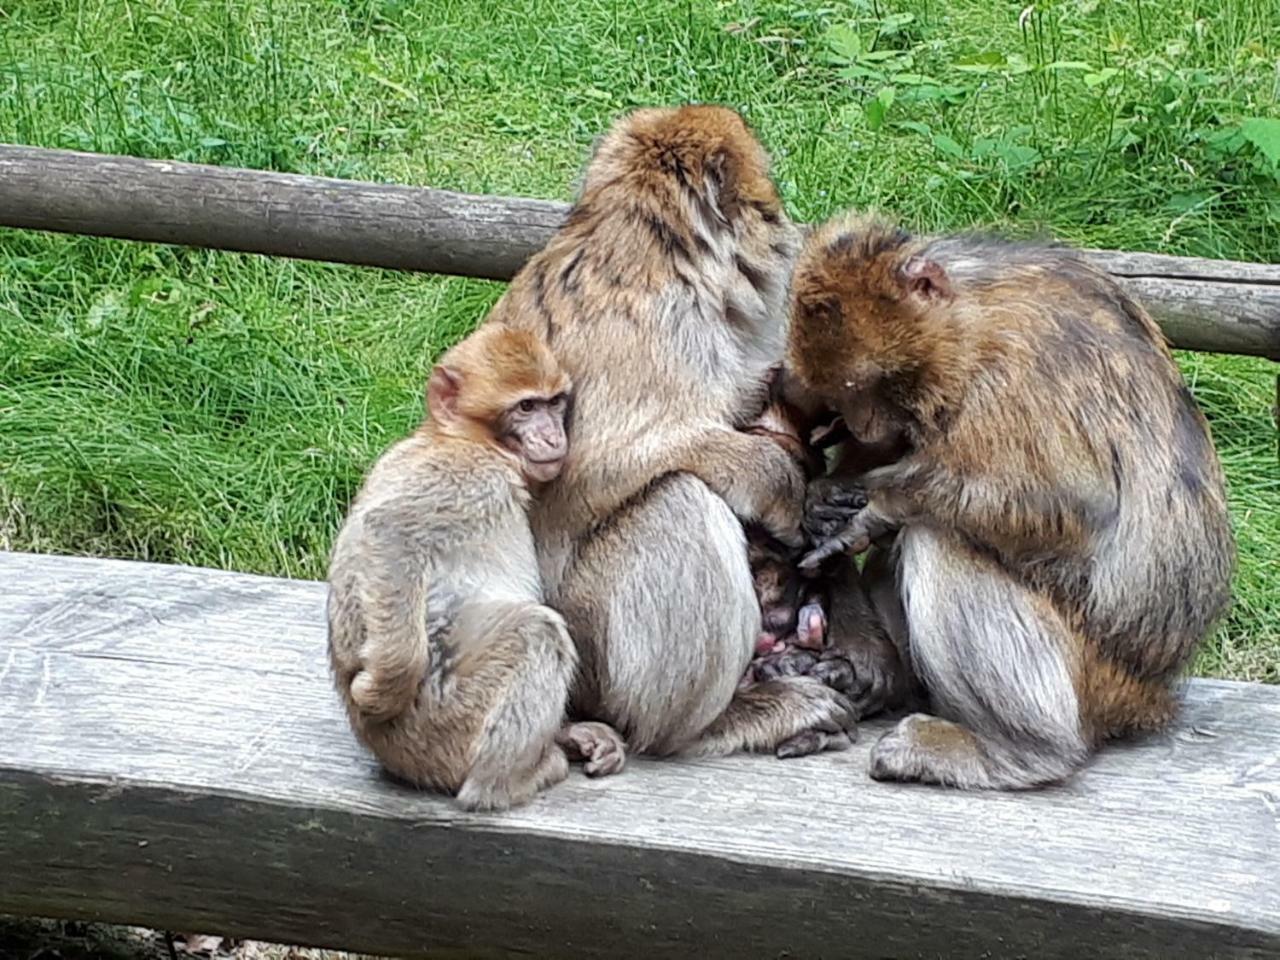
[0,550,1277,959]
[1,144,1277,359]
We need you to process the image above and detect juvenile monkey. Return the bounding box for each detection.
[489,105,857,757]
[788,215,1235,788]
[327,323,624,811]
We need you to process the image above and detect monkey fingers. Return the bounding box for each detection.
[810,649,892,720]
[556,721,627,778]
[775,728,854,759]
[798,528,872,572]
[803,481,868,542]
[753,647,819,683]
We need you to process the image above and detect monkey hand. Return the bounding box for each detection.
[746,435,808,548]
[557,721,627,778]
[810,639,901,721]
[803,478,868,542]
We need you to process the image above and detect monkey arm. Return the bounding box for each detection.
[662,425,808,547]
[864,455,1116,560]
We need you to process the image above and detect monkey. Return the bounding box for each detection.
[485,105,858,760]
[326,322,625,811]
[737,369,836,685]
[787,213,1236,789]
[743,368,830,649]
[736,369,908,719]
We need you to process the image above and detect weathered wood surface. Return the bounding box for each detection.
[0,551,1277,960]
[2,144,1278,359]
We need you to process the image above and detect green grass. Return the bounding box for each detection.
[0,0,1276,681]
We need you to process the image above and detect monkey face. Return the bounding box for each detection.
[500,392,571,484]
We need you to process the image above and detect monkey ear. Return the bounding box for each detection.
[900,256,952,302]
[426,365,463,422]
[703,149,734,226]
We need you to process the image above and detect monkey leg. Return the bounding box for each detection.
[558,474,855,757]
[399,602,576,812]
[868,528,1089,790]
[689,676,857,757]
[810,548,918,719]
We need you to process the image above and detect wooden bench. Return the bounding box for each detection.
[1,550,1277,959]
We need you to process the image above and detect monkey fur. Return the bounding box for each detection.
[788,214,1236,789]
[487,106,858,758]
[327,323,624,811]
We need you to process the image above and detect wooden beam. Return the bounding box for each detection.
[1,144,1277,360]
[0,551,1277,959]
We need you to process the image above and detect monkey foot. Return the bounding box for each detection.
[556,721,627,778]
[868,713,982,785]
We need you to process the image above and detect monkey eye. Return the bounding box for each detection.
[518,398,538,414]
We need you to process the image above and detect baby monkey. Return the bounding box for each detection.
[789,215,1235,789]
[739,369,852,688]
[327,323,624,811]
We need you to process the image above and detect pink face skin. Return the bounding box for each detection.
[500,392,570,484]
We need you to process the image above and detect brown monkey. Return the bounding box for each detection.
[788,215,1236,788]
[488,105,857,758]
[327,323,624,811]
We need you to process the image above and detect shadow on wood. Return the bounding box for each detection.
[0,551,1277,959]
[0,144,1277,359]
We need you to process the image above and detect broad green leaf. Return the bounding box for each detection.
[932,133,965,158]
[864,98,885,131]
[1083,67,1119,88]
[1241,118,1280,167]
[825,24,862,61]
[895,120,932,137]
[878,12,915,34]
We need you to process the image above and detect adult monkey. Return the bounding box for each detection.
[488,106,857,756]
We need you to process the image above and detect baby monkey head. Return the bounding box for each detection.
[426,323,573,485]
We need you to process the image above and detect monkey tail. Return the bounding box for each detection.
[346,554,434,724]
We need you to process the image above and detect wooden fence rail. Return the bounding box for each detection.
[1,144,1277,360]
[1,551,1278,959]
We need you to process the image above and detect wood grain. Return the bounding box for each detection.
[0,551,1277,959]
[1,144,1277,359]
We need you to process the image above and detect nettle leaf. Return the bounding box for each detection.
[1241,118,1280,167]
[877,12,915,35]
[1165,190,1215,213]
[825,24,862,61]
[932,133,965,158]
[1206,125,1247,155]
[1084,67,1120,88]
[954,51,1007,73]
[865,98,886,131]
[864,87,895,131]
[838,63,881,81]
[995,143,1041,169]
[895,120,932,137]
